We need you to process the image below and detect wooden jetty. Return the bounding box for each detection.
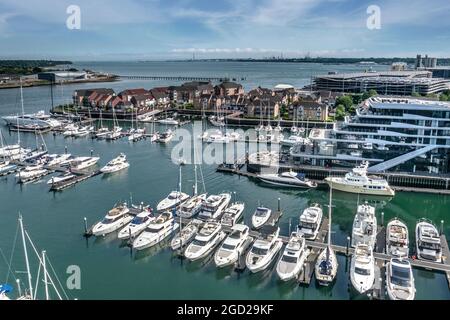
[118,75,245,82]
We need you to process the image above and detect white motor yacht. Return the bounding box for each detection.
[197,193,231,220]
[2,110,61,129]
[386,258,415,300]
[158,117,179,125]
[100,153,130,174]
[0,144,23,158]
[350,243,375,295]
[62,124,79,137]
[46,153,72,167]
[257,170,317,188]
[47,172,75,185]
[69,156,100,170]
[95,127,110,139]
[132,211,178,250]
[177,193,207,218]
[251,206,272,229]
[351,202,377,248]
[15,164,48,183]
[117,209,154,240]
[184,221,226,261]
[92,203,132,236]
[297,204,323,240]
[415,219,442,262]
[386,218,409,257]
[246,225,283,273]
[325,161,395,196]
[276,231,309,281]
[128,128,145,141]
[214,224,251,268]
[156,191,190,212]
[157,129,173,143]
[170,220,200,250]
[73,125,93,137]
[220,202,245,227]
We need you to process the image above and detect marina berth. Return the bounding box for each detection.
[100,153,130,174]
[415,219,442,262]
[351,202,377,248]
[132,211,178,250]
[69,156,100,170]
[170,220,200,251]
[158,117,179,125]
[220,202,245,227]
[156,191,190,212]
[246,225,283,273]
[214,224,251,268]
[325,161,395,196]
[386,258,416,300]
[184,221,226,261]
[177,193,207,219]
[297,204,323,240]
[197,193,231,221]
[257,170,317,188]
[92,203,132,236]
[276,231,309,281]
[251,206,272,230]
[386,218,409,257]
[350,243,375,295]
[117,208,154,240]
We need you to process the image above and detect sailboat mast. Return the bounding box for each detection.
[19,215,33,299]
[20,78,25,116]
[42,250,50,300]
[328,187,332,248]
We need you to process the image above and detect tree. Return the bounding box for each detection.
[335,95,353,110]
[439,94,449,101]
[411,92,421,97]
[335,104,346,120]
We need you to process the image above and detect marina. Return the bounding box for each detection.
[1,61,450,300]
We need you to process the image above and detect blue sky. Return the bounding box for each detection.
[1,0,449,60]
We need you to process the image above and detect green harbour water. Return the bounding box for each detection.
[0,61,449,300]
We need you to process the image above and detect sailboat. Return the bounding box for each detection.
[95,109,110,139]
[105,106,122,140]
[0,131,18,176]
[128,109,145,141]
[314,188,338,286]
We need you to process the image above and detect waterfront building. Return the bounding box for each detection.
[291,96,450,174]
[72,88,115,106]
[38,71,87,82]
[288,100,328,121]
[313,71,450,95]
[415,54,437,69]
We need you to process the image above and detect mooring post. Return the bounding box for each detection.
[233,191,237,203]
[278,198,281,212]
[289,217,292,235]
[65,146,68,154]
[83,217,88,234]
[346,236,350,256]
[381,212,384,227]
[90,149,94,157]
[440,220,444,235]
[192,185,195,196]
[129,228,132,241]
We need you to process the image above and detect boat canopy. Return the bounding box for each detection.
[0,284,12,293]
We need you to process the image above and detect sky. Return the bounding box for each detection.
[0,0,449,60]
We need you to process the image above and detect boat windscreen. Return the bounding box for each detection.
[355,267,371,276]
[255,208,269,217]
[391,266,411,286]
[222,243,236,250]
[251,246,268,255]
[319,260,333,275]
[281,255,297,263]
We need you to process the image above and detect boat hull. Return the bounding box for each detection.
[326,179,395,196]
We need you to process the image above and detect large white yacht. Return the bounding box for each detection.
[257,170,317,188]
[415,219,442,262]
[92,203,132,236]
[386,218,409,257]
[117,209,154,240]
[351,202,377,248]
[157,191,190,212]
[100,153,130,174]
[157,129,173,143]
[246,226,283,273]
[297,204,323,240]
[386,258,416,300]
[197,193,231,220]
[251,206,272,230]
[69,156,100,170]
[132,211,177,250]
[2,111,62,129]
[220,202,245,227]
[177,193,207,218]
[46,153,72,167]
[276,231,309,281]
[47,172,75,185]
[105,126,122,140]
[184,221,226,261]
[214,224,251,268]
[325,161,395,196]
[15,164,48,183]
[350,243,375,295]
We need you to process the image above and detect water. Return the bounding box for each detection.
[0,61,448,300]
